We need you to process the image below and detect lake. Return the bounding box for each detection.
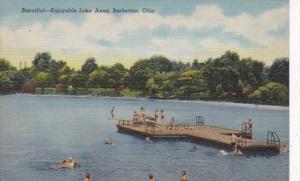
[0,94,289,181]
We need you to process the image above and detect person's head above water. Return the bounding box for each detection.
[149,173,153,179]
[182,170,187,175]
[85,172,90,179]
[141,107,144,110]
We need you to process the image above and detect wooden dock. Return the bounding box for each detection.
[116,120,280,154]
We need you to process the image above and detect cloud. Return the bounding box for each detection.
[0,4,288,68]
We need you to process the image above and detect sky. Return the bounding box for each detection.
[0,0,289,68]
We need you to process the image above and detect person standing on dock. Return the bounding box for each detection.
[140,107,146,124]
[160,110,165,123]
[180,170,188,181]
[247,118,252,130]
[133,110,139,124]
[154,109,159,125]
[170,117,176,130]
[111,106,115,118]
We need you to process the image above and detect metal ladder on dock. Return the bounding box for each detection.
[267,131,280,146]
[241,122,252,139]
[196,116,205,126]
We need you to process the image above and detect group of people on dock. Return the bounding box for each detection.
[132,107,165,126]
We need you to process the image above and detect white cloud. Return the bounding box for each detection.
[0,4,289,67]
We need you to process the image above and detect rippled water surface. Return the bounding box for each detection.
[0,94,289,181]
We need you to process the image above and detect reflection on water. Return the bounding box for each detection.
[0,94,288,181]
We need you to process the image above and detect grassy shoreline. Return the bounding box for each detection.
[1,87,288,107]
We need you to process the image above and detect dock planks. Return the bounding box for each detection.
[116,120,280,154]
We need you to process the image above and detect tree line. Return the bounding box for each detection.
[0,51,289,105]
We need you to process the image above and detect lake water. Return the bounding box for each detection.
[0,94,289,181]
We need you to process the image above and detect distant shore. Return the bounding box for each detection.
[3,93,288,111]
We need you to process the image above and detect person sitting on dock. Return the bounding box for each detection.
[180,170,188,181]
[148,173,154,181]
[133,110,139,125]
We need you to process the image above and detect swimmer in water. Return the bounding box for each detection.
[83,172,90,181]
[180,170,188,181]
[54,157,79,169]
[145,137,152,143]
[111,106,115,118]
[148,173,154,181]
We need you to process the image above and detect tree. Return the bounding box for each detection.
[81,57,98,74]
[238,58,266,89]
[0,58,16,71]
[32,52,51,71]
[0,72,14,93]
[267,57,289,86]
[154,71,178,97]
[12,71,26,91]
[88,70,115,89]
[49,60,66,84]
[109,63,128,82]
[127,55,173,93]
[249,82,288,105]
[146,78,159,96]
[71,73,88,89]
[176,70,207,98]
[31,72,52,94]
[59,74,72,85]
[192,59,204,69]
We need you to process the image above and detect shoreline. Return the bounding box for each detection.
[2,93,289,111]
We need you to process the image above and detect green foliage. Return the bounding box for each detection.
[81,57,98,74]
[238,58,266,88]
[0,71,14,92]
[267,57,289,86]
[176,70,207,98]
[0,58,16,71]
[32,72,52,90]
[88,69,115,88]
[146,77,159,96]
[71,73,88,88]
[249,82,288,105]
[32,52,52,71]
[11,70,26,90]
[49,60,67,83]
[127,55,175,92]
[90,88,120,96]
[109,63,128,82]
[0,51,290,105]
[59,74,72,85]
